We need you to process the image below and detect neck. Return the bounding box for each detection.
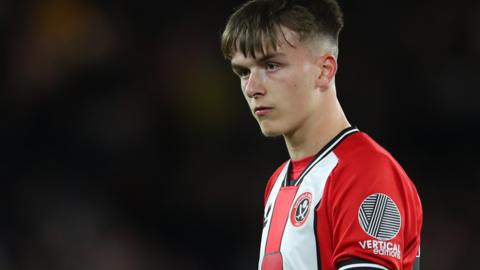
[284,95,350,161]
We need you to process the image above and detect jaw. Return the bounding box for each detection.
[257,117,287,137]
[260,128,282,137]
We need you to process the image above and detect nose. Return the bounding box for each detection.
[244,69,265,98]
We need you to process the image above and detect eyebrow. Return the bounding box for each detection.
[231,52,286,70]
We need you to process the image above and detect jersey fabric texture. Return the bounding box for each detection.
[289,155,315,184]
[259,127,422,270]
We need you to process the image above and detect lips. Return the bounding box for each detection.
[254,106,273,116]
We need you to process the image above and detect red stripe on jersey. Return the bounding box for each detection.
[261,252,284,270]
[265,186,298,253]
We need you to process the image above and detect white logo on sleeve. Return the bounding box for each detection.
[358,193,401,241]
[357,193,402,259]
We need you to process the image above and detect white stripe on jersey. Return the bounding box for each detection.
[293,127,359,186]
[338,263,389,270]
[258,152,339,270]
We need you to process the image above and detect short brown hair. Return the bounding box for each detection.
[221,0,344,59]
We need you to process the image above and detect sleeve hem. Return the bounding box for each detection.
[338,262,389,270]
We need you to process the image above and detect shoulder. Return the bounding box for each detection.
[324,132,422,269]
[326,131,421,216]
[332,131,411,188]
[334,131,398,167]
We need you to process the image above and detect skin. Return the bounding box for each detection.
[230,26,350,160]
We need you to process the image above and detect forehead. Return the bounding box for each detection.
[231,27,303,65]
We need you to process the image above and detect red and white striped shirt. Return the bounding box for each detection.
[259,127,422,270]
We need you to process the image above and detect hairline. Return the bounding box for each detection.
[228,26,338,61]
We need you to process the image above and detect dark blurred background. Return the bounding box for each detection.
[1,0,479,269]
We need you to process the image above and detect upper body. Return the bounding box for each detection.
[220,0,423,269]
[261,128,422,270]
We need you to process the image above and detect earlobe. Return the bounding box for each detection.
[316,55,337,89]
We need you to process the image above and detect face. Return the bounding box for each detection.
[230,28,324,137]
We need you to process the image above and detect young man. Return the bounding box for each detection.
[221,0,422,270]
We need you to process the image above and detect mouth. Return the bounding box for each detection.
[254,106,273,116]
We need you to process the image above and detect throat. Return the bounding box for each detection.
[284,119,350,161]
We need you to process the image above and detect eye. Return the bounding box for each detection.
[237,69,250,79]
[233,68,250,79]
[265,62,280,71]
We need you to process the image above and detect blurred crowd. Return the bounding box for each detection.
[1,0,479,269]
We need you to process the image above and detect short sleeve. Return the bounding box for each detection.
[327,152,422,270]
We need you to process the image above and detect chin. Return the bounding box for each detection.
[261,130,281,137]
[259,123,283,137]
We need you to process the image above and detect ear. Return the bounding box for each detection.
[315,55,337,89]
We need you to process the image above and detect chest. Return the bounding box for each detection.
[259,152,339,269]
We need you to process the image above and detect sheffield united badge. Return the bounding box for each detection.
[290,192,312,227]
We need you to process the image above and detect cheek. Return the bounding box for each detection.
[289,77,310,100]
[284,78,315,113]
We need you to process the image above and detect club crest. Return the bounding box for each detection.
[290,192,312,227]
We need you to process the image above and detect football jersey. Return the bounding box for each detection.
[259,127,422,270]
